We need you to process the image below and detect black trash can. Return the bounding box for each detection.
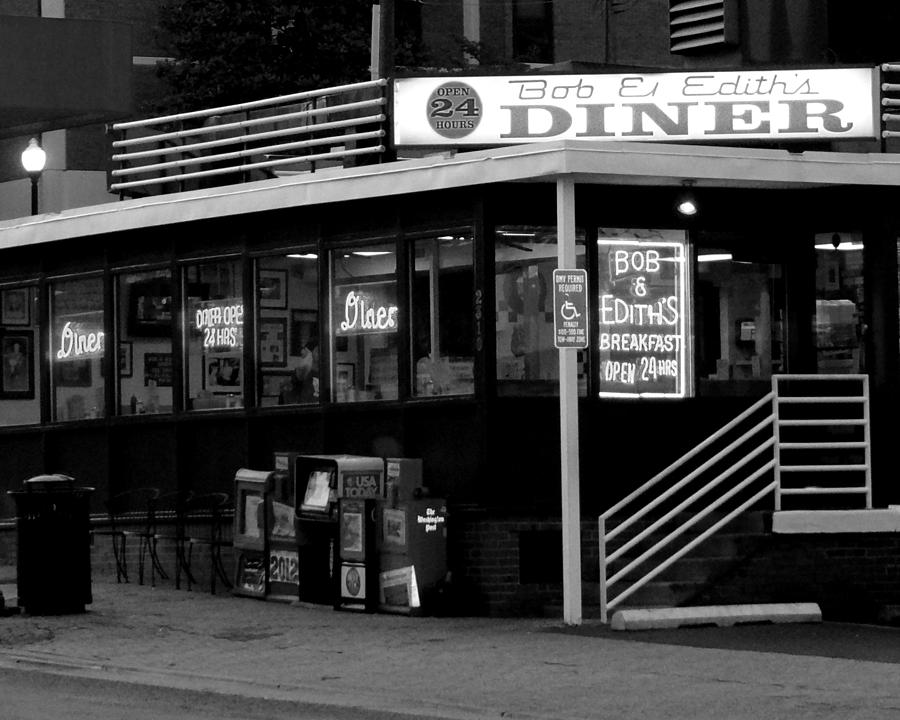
[8,474,94,614]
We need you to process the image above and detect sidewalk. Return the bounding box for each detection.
[1,576,900,720]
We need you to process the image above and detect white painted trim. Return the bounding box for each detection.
[3,140,900,250]
[773,509,900,534]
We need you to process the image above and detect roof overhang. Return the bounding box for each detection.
[2,140,900,251]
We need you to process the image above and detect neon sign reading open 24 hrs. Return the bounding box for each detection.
[194,299,244,350]
[597,235,689,398]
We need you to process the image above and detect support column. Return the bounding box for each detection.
[557,178,582,626]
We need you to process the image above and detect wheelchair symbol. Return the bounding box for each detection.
[560,300,582,321]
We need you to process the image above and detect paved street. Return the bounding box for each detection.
[1,579,900,719]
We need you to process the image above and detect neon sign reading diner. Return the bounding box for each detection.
[56,322,104,360]
[194,300,244,350]
[339,290,398,334]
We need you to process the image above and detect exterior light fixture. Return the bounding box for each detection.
[21,137,47,216]
[676,180,697,217]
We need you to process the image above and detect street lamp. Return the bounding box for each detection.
[21,137,47,216]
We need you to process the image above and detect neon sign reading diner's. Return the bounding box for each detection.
[57,322,104,360]
[339,290,398,333]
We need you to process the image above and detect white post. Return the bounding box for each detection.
[557,178,582,626]
[598,516,607,624]
[370,4,381,80]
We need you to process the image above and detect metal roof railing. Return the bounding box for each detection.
[108,79,388,196]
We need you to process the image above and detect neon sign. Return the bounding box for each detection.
[194,299,244,350]
[335,282,398,335]
[597,233,690,398]
[56,321,105,360]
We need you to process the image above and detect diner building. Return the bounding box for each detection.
[2,3,900,618]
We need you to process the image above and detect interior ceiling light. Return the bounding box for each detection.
[352,251,392,257]
[287,253,317,259]
[697,252,733,263]
[676,180,698,217]
[814,233,864,251]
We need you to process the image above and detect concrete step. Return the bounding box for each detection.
[610,602,822,630]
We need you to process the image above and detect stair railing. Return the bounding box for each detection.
[598,373,871,623]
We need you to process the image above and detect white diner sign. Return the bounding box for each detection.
[393,68,879,146]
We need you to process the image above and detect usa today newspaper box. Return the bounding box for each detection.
[232,469,272,599]
[294,455,383,605]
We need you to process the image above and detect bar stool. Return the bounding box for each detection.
[98,487,160,585]
[180,492,233,594]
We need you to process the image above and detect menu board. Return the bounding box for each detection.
[597,233,690,398]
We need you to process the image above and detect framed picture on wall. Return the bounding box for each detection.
[1,288,30,326]
[118,342,133,378]
[204,354,242,393]
[259,317,288,367]
[1,330,34,398]
[258,269,288,309]
[128,280,173,336]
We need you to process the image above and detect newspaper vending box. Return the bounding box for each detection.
[267,458,299,602]
[294,455,383,605]
[378,459,449,615]
[232,469,271,598]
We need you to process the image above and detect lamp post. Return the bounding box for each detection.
[21,137,47,216]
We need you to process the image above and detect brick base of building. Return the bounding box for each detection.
[3,517,899,622]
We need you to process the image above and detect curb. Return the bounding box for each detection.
[0,648,550,720]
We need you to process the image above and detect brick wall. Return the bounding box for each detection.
[696,533,900,624]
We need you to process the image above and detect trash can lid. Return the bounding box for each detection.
[25,474,76,485]
[22,474,93,493]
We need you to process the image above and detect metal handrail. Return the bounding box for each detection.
[108,79,388,194]
[599,373,872,623]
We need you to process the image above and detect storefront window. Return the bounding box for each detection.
[116,269,173,415]
[184,259,244,410]
[256,253,319,406]
[0,284,40,426]
[695,241,785,394]
[331,243,398,402]
[494,225,586,396]
[411,233,474,397]
[50,276,106,421]
[598,229,692,398]
[815,232,865,373]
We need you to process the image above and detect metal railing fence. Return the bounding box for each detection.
[598,374,871,623]
[108,79,388,195]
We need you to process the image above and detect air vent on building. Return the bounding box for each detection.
[669,0,738,53]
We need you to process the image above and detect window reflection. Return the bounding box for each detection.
[411,233,474,397]
[695,243,786,394]
[494,225,586,397]
[184,259,244,411]
[256,253,320,406]
[331,244,398,403]
[815,232,865,373]
[50,276,106,421]
[116,269,173,415]
[0,284,40,426]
